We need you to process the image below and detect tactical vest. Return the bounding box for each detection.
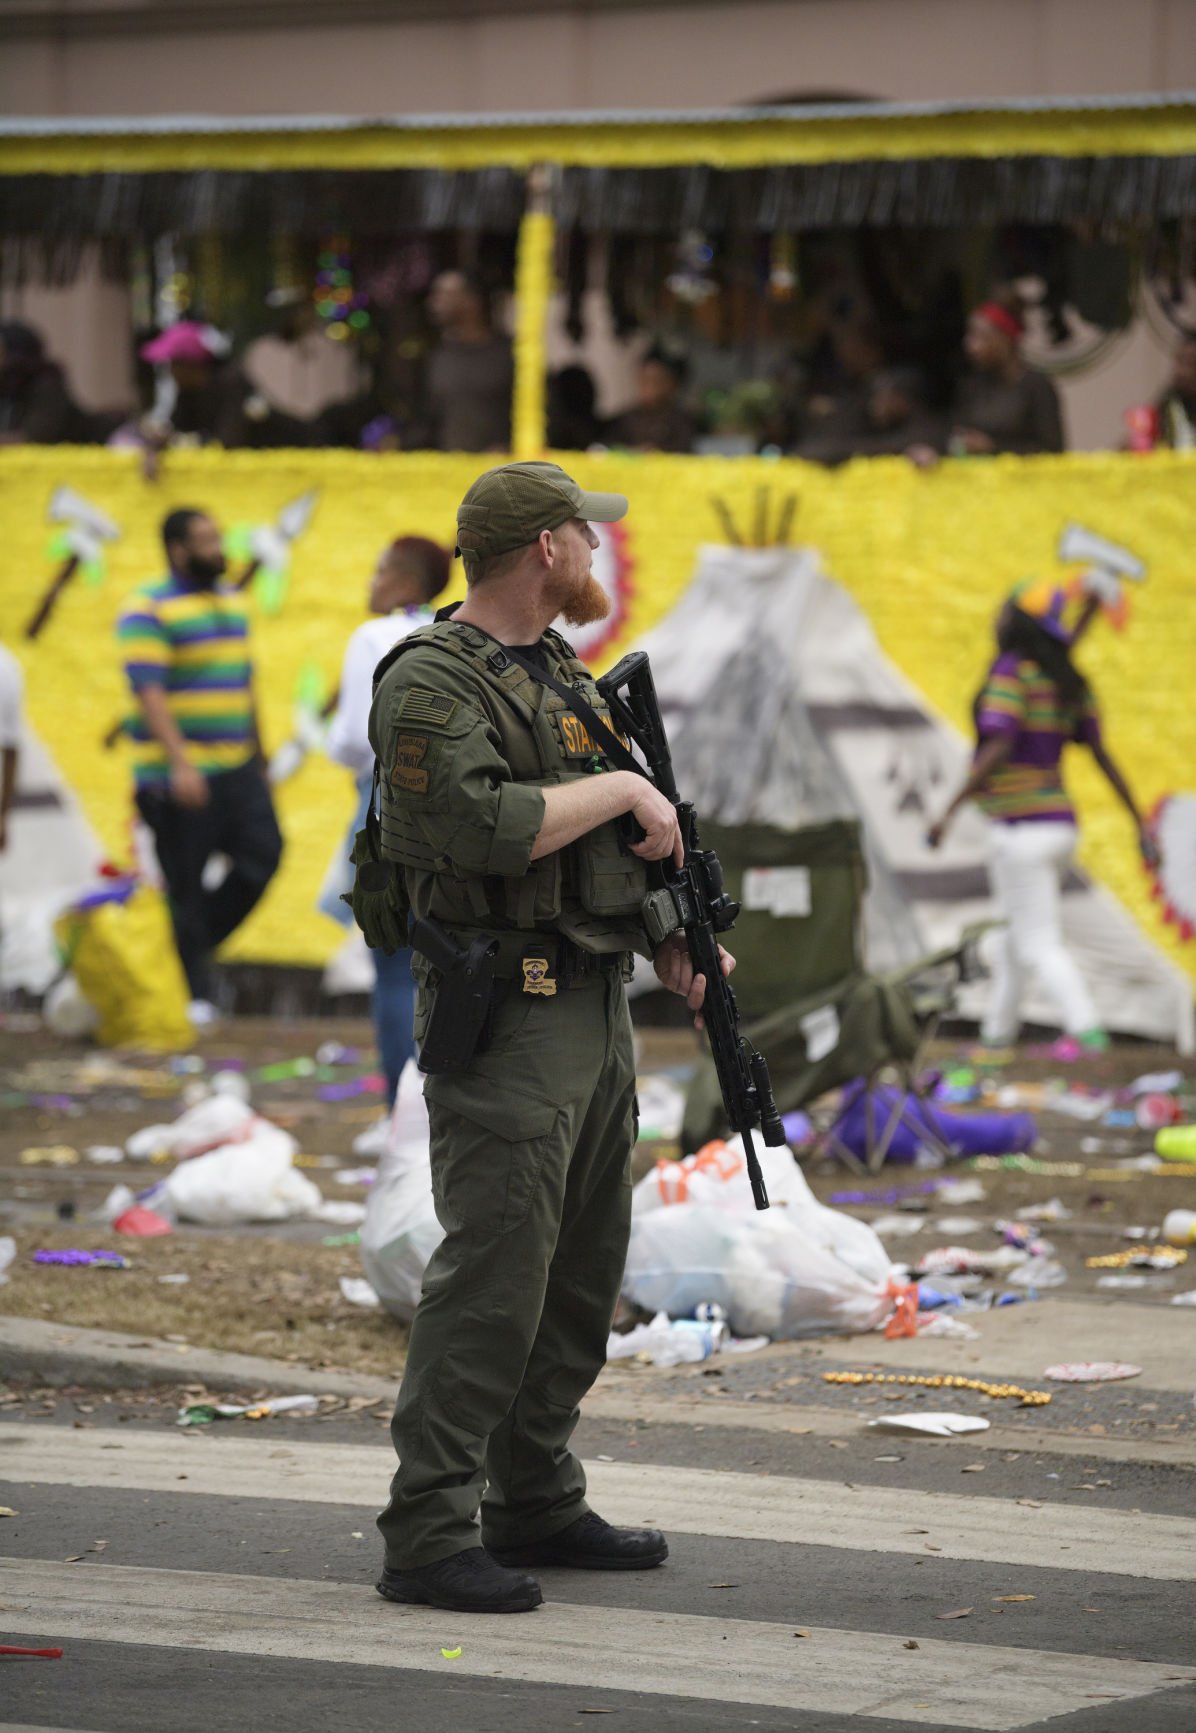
[375,618,655,958]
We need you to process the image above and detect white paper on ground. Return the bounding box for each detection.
[868,1413,991,1437]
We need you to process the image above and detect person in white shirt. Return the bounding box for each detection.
[0,643,22,854]
[324,535,451,1147]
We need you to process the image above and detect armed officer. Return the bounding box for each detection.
[370,460,731,1614]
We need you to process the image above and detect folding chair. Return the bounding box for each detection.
[680,816,989,1172]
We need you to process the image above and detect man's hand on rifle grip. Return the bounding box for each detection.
[652,934,736,1030]
[624,775,684,865]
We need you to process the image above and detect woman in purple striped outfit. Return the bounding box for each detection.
[928,582,1156,1059]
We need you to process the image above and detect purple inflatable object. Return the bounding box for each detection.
[832,1080,1036,1166]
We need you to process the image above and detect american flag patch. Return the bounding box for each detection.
[398,688,458,727]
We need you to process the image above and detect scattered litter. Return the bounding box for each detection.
[1097,1274,1154,1290]
[177,1394,320,1426]
[0,1645,62,1658]
[84,1145,125,1165]
[338,1276,381,1308]
[1014,1198,1072,1224]
[322,1231,361,1248]
[933,1218,985,1237]
[994,1595,1036,1603]
[157,1273,190,1286]
[1006,1259,1068,1289]
[1043,1363,1142,1384]
[160,1126,321,1226]
[1156,1126,1196,1162]
[903,1640,920,1650]
[1171,1291,1196,1306]
[0,1237,14,1285]
[868,1414,992,1438]
[832,1371,1050,1406]
[1135,1094,1182,1131]
[970,1156,1084,1178]
[314,1200,368,1225]
[334,1166,378,1187]
[33,1248,127,1269]
[829,1180,939,1207]
[1163,1210,1196,1247]
[917,1314,981,1340]
[935,1608,973,1620]
[1131,1070,1184,1096]
[127,1094,257,1162]
[0,1506,16,1516]
[112,1204,173,1237]
[18,1145,79,1167]
[916,1246,1031,1278]
[441,1648,462,1661]
[607,1311,727,1366]
[935,1178,987,1206]
[868,1214,924,1239]
[1085,1247,1185,1270]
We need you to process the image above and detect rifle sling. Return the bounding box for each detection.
[494,645,650,782]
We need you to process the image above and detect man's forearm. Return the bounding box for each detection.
[136,686,192,768]
[530,771,637,861]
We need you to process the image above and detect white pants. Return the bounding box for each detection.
[983,820,1100,1044]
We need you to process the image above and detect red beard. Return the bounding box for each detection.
[547,568,610,629]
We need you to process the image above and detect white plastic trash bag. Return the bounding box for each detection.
[360,1063,444,1323]
[723,1212,895,1339]
[632,1136,802,1218]
[126,1093,258,1162]
[621,1205,745,1319]
[781,1161,892,1284]
[161,1124,321,1225]
[623,1159,899,1340]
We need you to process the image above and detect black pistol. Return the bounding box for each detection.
[597,652,785,1210]
[411,917,500,1074]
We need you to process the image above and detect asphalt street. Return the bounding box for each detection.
[1,1397,1193,1733]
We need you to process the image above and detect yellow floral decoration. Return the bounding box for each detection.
[1,446,1192,985]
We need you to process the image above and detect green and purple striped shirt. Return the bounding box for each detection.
[117,576,255,786]
[973,652,1100,824]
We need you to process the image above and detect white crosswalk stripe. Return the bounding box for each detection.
[0,1557,1191,1733]
[1,1423,1192,1582]
[2,1424,1194,1731]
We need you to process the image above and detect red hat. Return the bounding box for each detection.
[139,321,221,365]
[976,301,1024,342]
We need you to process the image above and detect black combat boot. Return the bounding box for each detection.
[377,1546,542,1613]
[487,1510,668,1571]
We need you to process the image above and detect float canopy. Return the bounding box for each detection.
[3,91,1196,252]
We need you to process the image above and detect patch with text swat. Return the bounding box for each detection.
[391,733,430,794]
[398,688,458,728]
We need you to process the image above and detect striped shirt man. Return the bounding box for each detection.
[117,577,256,786]
[972,652,1100,824]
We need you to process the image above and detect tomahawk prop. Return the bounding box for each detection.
[26,486,122,641]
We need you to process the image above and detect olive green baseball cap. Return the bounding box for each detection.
[455,460,627,576]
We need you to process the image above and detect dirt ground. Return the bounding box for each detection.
[1,1011,1193,1380]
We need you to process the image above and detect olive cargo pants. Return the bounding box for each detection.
[377,967,637,1569]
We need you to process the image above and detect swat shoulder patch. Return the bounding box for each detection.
[391,732,430,794]
[397,687,459,728]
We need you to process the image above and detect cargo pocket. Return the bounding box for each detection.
[425,1072,561,1235]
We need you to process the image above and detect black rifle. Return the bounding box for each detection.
[597,651,785,1211]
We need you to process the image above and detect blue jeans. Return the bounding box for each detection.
[373,943,416,1106]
